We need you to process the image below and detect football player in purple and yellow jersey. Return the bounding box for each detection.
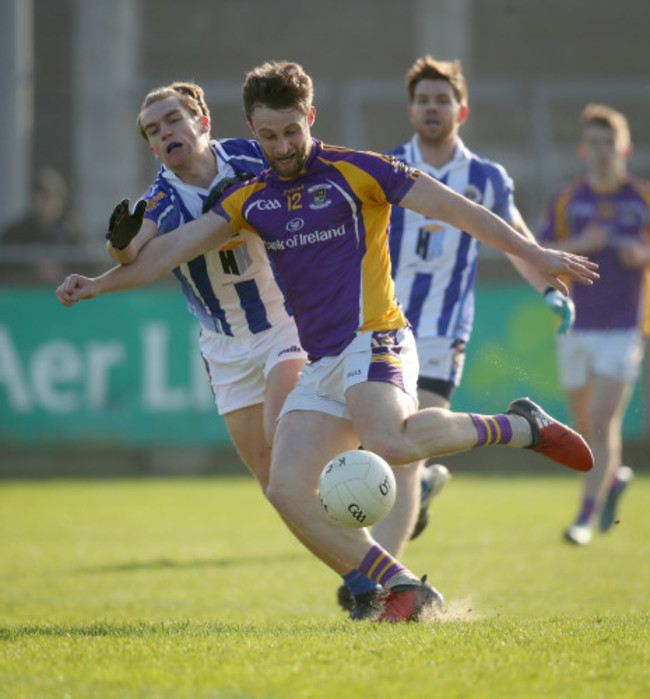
[539,103,650,546]
[58,62,598,622]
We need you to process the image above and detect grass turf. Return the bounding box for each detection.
[1,473,648,697]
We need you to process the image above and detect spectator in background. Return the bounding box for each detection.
[539,103,650,546]
[0,167,84,283]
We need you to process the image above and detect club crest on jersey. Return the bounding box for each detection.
[464,185,482,204]
[308,183,332,210]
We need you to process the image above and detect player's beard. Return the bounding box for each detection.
[416,117,455,148]
[267,142,310,178]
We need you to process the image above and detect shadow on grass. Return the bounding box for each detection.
[0,620,250,639]
[78,551,306,575]
[0,619,350,640]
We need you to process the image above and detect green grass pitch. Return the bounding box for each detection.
[1,472,648,697]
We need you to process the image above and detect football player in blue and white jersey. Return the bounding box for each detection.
[104,82,307,491]
[376,56,576,554]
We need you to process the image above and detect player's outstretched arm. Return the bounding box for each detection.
[56,211,232,307]
[400,172,599,295]
[503,207,547,291]
[56,273,105,306]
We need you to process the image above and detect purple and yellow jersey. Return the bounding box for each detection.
[539,175,650,331]
[388,137,516,342]
[211,140,419,359]
[142,138,294,337]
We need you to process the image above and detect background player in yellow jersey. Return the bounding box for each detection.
[539,103,650,545]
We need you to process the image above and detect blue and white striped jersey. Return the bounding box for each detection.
[388,136,516,342]
[142,138,293,337]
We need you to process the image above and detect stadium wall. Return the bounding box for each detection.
[18,0,650,235]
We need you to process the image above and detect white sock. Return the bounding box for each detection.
[384,570,421,589]
[507,414,533,448]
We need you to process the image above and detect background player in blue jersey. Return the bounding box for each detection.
[539,103,650,546]
[370,55,577,564]
[57,62,598,622]
[104,81,307,492]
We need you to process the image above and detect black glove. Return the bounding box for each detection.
[202,172,256,214]
[105,199,147,250]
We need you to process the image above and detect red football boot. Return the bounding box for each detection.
[507,397,593,472]
[373,576,443,623]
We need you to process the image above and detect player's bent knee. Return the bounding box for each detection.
[266,476,323,529]
[265,481,303,519]
[359,437,413,467]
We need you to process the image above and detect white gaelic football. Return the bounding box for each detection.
[318,449,396,528]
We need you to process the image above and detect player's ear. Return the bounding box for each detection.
[625,142,634,157]
[407,104,417,126]
[458,105,470,123]
[201,116,210,133]
[308,106,316,126]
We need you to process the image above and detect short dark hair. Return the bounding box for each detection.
[405,55,468,106]
[242,61,313,122]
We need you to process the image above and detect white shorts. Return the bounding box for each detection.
[199,316,307,415]
[556,328,645,389]
[416,335,466,385]
[279,326,419,421]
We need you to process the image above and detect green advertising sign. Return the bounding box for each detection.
[0,287,229,446]
[0,286,645,447]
